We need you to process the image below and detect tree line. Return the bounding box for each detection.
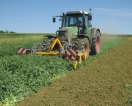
[0,30,16,33]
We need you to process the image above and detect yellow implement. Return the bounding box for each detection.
[73,52,86,69]
[34,38,86,69]
[34,38,62,55]
[34,51,59,55]
[48,38,62,52]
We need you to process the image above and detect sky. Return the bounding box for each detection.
[0,0,132,34]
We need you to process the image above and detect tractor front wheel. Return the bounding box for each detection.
[75,38,89,58]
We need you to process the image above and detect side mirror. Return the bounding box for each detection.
[88,13,92,20]
[53,17,56,23]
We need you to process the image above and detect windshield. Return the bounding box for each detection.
[64,14,83,27]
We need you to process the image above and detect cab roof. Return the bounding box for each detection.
[66,11,89,15]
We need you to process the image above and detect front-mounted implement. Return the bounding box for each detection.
[18,10,101,69]
[19,36,86,69]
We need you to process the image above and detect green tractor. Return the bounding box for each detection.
[43,10,101,58]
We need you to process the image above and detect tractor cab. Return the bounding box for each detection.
[53,11,92,29]
[63,11,92,29]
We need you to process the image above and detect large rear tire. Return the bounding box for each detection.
[90,31,101,55]
[75,38,89,58]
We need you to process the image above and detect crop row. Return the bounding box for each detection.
[0,55,73,105]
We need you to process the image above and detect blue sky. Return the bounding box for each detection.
[0,0,132,34]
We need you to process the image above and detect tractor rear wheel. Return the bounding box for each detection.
[75,38,89,58]
[90,31,101,55]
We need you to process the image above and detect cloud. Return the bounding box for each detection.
[93,8,132,17]
[112,13,132,16]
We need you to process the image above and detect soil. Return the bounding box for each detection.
[17,37,132,106]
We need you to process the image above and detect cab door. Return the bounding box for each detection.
[85,15,92,37]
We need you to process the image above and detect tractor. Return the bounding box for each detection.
[20,10,101,69]
[43,10,101,57]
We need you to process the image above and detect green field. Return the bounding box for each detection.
[0,33,131,106]
[18,37,132,106]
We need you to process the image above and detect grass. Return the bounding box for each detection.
[0,36,43,44]
[0,55,71,105]
[0,34,131,106]
[125,83,132,105]
[17,36,132,106]
[81,36,127,68]
[0,34,44,57]
[0,33,71,106]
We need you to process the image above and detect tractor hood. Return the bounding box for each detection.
[57,27,78,36]
[57,27,78,44]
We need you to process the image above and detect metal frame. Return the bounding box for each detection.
[33,38,86,69]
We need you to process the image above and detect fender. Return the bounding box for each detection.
[91,28,101,38]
